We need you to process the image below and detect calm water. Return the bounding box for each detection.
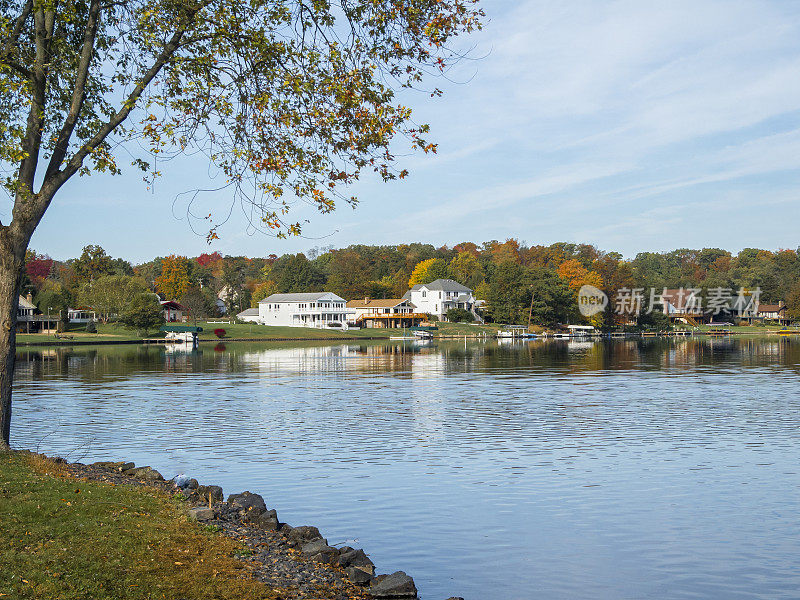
[11,337,800,600]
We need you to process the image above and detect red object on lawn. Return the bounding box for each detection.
[214,328,226,338]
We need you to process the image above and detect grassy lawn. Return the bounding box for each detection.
[16,322,156,345]
[0,451,276,600]
[691,323,789,333]
[432,321,502,336]
[194,321,395,340]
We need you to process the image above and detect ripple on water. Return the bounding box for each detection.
[11,338,800,599]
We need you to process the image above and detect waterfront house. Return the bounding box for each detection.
[161,300,185,322]
[346,297,426,328]
[755,301,790,324]
[16,294,59,333]
[258,292,349,328]
[403,279,477,321]
[660,288,710,325]
[18,294,35,321]
[67,308,96,323]
[237,307,260,323]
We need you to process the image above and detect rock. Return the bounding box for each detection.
[253,515,280,530]
[187,478,199,489]
[118,462,135,471]
[187,507,214,521]
[347,566,372,586]
[369,571,417,598]
[174,475,192,489]
[301,539,338,564]
[196,485,224,502]
[228,491,267,515]
[91,461,125,469]
[248,509,279,530]
[287,525,322,544]
[141,468,164,482]
[122,466,164,481]
[338,549,375,576]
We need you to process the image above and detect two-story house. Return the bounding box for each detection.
[259,292,349,328]
[404,279,477,321]
[346,297,425,328]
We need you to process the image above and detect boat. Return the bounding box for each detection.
[410,326,437,341]
[567,325,599,338]
[707,325,732,336]
[496,325,533,339]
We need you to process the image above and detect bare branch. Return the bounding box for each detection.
[15,7,49,194]
[45,0,102,180]
[44,15,196,197]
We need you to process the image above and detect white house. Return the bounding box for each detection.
[404,279,477,321]
[259,292,350,328]
[237,307,260,323]
[67,308,96,323]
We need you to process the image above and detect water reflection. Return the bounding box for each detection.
[12,337,800,600]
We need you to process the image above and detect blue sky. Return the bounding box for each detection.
[29,0,800,263]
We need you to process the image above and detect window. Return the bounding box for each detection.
[422,291,426,298]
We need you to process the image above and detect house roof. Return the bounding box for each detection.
[18,295,36,310]
[661,289,701,310]
[412,279,472,293]
[160,300,185,310]
[346,298,410,309]
[758,304,786,313]
[260,292,345,303]
[237,308,259,317]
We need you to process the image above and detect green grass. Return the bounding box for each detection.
[691,323,789,333]
[16,322,149,344]
[194,321,395,340]
[0,451,278,600]
[431,320,502,336]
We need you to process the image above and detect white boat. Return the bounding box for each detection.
[496,326,533,339]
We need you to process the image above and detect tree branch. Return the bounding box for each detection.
[5,60,31,78]
[44,15,195,198]
[15,7,48,194]
[0,0,33,62]
[44,0,102,180]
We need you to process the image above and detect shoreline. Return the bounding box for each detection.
[5,450,438,600]
[14,329,795,347]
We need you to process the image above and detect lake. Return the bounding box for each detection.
[11,337,800,599]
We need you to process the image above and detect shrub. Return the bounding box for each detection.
[85,320,97,333]
[446,307,474,323]
[214,328,226,338]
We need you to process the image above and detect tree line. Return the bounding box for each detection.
[22,240,800,329]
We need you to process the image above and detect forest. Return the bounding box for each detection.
[22,240,800,328]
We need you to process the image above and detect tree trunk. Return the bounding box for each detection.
[0,242,25,450]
